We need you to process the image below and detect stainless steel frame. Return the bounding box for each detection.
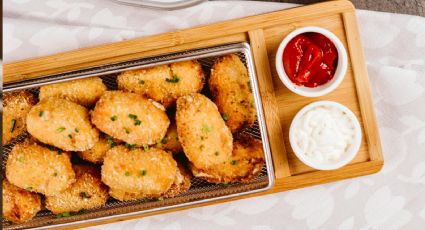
[2,42,275,230]
[110,0,207,10]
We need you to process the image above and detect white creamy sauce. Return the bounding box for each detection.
[294,106,355,163]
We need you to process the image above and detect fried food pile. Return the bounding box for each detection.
[3,56,263,224]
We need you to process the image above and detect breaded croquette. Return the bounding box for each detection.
[91,91,169,146]
[102,146,177,196]
[190,134,265,183]
[108,187,146,202]
[156,121,182,154]
[176,93,233,169]
[45,165,109,214]
[209,54,256,132]
[3,91,36,145]
[162,163,191,198]
[3,179,42,223]
[109,163,191,201]
[39,77,107,107]
[77,135,111,164]
[6,140,75,196]
[117,60,204,108]
[26,98,99,151]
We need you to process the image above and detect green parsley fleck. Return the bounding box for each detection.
[139,80,145,84]
[68,134,72,139]
[106,136,117,148]
[141,170,147,176]
[124,128,130,134]
[125,143,137,150]
[10,119,16,133]
[230,160,237,165]
[56,212,71,218]
[128,114,138,120]
[39,111,44,117]
[56,127,66,133]
[222,113,229,121]
[75,128,79,133]
[111,115,118,121]
[18,155,24,162]
[143,145,150,151]
[124,171,130,176]
[25,187,33,192]
[165,74,179,83]
[201,124,212,133]
[134,119,142,126]
[156,137,168,147]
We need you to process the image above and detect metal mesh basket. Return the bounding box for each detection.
[2,42,274,230]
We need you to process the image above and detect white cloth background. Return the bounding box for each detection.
[4,0,425,229]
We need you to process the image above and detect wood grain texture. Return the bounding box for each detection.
[3,0,383,228]
[53,160,383,230]
[248,29,291,178]
[342,11,384,161]
[262,12,374,175]
[4,0,353,83]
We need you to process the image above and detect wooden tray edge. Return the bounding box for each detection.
[342,11,384,162]
[54,160,383,230]
[3,0,355,83]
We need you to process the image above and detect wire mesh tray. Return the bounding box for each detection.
[2,42,275,230]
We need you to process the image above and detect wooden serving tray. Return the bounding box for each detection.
[3,0,383,228]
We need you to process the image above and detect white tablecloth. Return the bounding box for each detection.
[4,0,425,229]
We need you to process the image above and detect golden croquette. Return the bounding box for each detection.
[77,135,112,164]
[39,77,107,107]
[6,140,75,196]
[45,165,109,214]
[2,179,42,223]
[108,163,191,201]
[26,98,99,151]
[91,91,169,146]
[209,54,256,133]
[3,91,36,145]
[190,134,265,183]
[101,146,177,196]
[176,93,233,170]
[117,60,204,108]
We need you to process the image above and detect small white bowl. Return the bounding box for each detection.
[289,101,362,170]
[275,26,348,97]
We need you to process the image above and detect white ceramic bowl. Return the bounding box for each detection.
[289,101,362,170]
[275,26,348,97]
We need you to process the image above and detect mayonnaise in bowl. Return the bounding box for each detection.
[289,101,362,170]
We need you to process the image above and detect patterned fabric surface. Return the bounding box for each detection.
[4,0,425,229]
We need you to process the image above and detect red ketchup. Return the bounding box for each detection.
[282,32,338,88]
